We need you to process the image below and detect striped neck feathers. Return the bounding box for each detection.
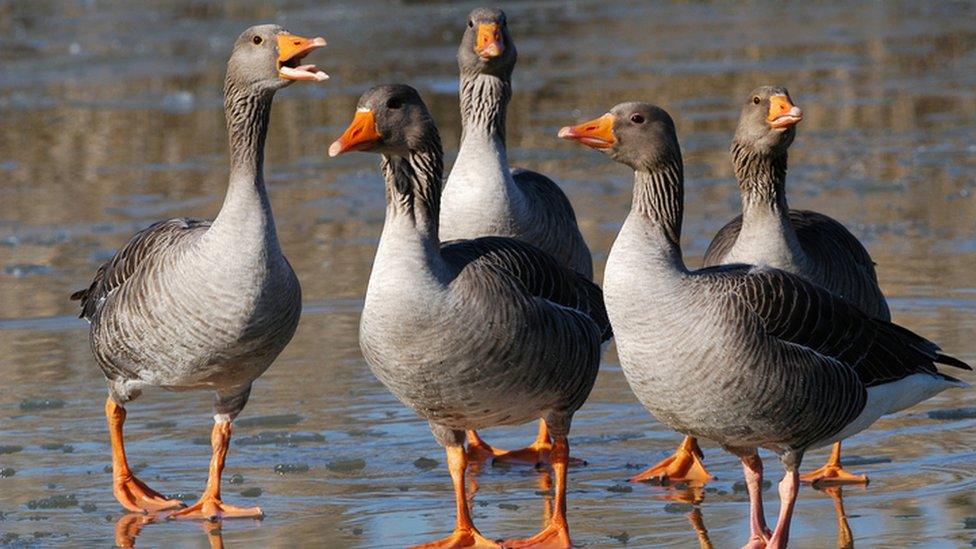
[381,137,444,241]
[209,76,279,250]
[632,153,685,253]
[224,78,275,183]
[459,71,511,143]
[731,139,790,215]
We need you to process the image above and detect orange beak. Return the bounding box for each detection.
[767,95,803,129]
[557,113,616,149]
[329,110,382,157]
[475,23,504,58]
[277,34,328,81]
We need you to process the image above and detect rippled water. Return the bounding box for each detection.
[1,1,975,547]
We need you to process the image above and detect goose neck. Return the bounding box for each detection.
[381,142,444,244]
[731,140,791,220]
[211,79,278,246]
[631,158,685,265]
[731,139,803,261]
[459,71,511,144]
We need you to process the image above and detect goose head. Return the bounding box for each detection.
[734,86,802,153]
[458,7,517,78]
[226,24,328,92]
[558,102,680,171]
[329,84,437,157]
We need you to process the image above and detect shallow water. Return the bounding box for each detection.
[1,0,975,547]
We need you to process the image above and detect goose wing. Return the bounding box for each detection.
[442,236,611,342]
[702,215,742,267]
[511,168,580,225]
[71,217,211,321]
[703,210,889,319]
[787,210,889,319]
[726,265,970,387]
[511,168,594,279]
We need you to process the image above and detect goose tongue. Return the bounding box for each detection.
[280,64,328,82]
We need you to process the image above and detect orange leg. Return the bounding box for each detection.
[503,435,572,548]
[800,442,868,486]
[106,397,184,513]
[630,436,713,484]
[410,445,500,549]
[168,421,263,521]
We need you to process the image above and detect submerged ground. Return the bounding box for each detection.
[1,1,975,547]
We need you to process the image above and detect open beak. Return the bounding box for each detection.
[329,109,382,157]
[768,95,802,129]
[277,34,328,81]
[475,23,504,58]
[557,113,616,149]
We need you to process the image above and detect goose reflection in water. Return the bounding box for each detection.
[114,513,226,549]
[645,482,856,548]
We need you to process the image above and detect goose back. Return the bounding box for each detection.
[704,209,890,320]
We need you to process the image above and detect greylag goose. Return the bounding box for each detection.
[634,86,890,486]
[559,102,969,548]
[441,7,595,465]
[329,84,609,548]
[71,25,326,519]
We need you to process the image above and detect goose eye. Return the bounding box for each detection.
[630,114,645,124]
[752,96,761,105]
[387,97,403,109]
[252,35,263,45]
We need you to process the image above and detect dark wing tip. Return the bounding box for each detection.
[70,289,86,301]
[937,353,973,371]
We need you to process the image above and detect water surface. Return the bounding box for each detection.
[1,1,975,547]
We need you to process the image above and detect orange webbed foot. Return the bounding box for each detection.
[629,438,713,484]
[410,527,502,549]
[166,495,262,521]
[113,473,184,513]
[491,441,586,468]
[800,463,867,486]
[503,521,571,549]
[466,431,510,462]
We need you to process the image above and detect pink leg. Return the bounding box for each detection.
[766,467,800,549]
[741,454,771,546]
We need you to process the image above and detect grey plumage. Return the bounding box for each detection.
[71,24,326,518]
[440,7,593,279]
[71,25,328,520]
[562,101,969,547]
[332,84,605,544]
[338,84,607,444]
[73,25,304,413]
[705,210,889,319]
[703,86,889,320]
[699,87,893,483]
